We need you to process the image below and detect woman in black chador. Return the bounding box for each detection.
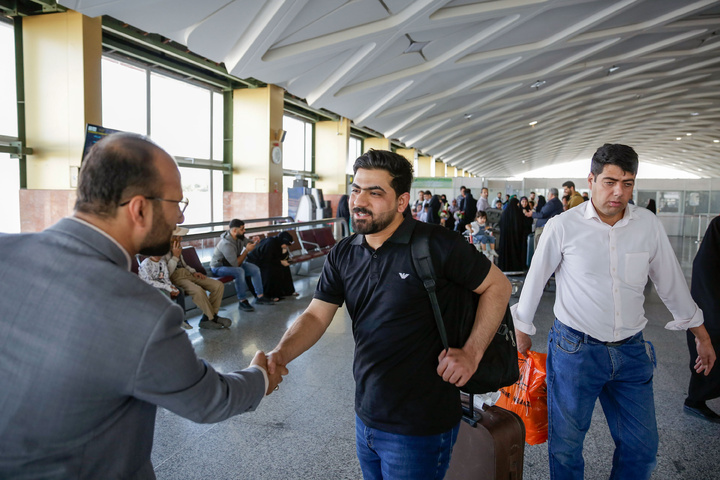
[247,231,297,299]
[684,216,720,422]
[497,198,526,272]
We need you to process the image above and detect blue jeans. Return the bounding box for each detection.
[471,234,495,245]
[210,262,263,300]
[547,319,658,480]
[355,415,459,480]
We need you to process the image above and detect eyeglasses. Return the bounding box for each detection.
[119,196,189,215]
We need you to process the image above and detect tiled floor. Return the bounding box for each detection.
[152,237,720,479]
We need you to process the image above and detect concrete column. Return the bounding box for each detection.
[396,148,418,176]
[20,11,102,231]
[228,85,284,219]
[363,137,390,152]
[417,155,432,177]
[457,169,465,178]
[447,166,457,177]
[435,160,445,178]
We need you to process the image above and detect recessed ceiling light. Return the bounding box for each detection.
[530,80,546,89]
[698,168,703,171]
[676,137,682,140]
[607,65,620,73]
[522,160,526,163]
[714,140,719,143]
[464,113,473,120]
[686,133,692,136]
[690,112,699,116]
[529,121,538,126]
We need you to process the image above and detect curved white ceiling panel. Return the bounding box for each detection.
[62,0,720,177]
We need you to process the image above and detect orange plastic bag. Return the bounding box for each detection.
[496,350,548,445]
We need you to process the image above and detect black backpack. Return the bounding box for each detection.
[410,225,519,394]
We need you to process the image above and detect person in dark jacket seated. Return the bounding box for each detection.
[247,231,298,299]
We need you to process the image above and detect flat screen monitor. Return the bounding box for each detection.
[82,124,121,162]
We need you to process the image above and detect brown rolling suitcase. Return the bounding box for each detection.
[445,394,526,479]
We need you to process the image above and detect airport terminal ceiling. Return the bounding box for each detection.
[58,0,720,178]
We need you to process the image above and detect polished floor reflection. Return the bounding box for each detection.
[152,236,719,480]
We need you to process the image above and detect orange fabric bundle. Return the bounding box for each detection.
[496,350,548,445]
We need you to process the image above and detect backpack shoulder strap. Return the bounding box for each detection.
[410,224,450,351]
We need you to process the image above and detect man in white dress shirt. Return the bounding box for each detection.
[476,187,491,213]
[511,143,715,480]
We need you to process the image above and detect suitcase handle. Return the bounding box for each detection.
[460,393,483,427]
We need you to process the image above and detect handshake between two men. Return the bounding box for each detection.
[250,351,289,395]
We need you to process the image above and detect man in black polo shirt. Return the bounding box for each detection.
[268,150,511,479]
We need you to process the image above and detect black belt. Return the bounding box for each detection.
[561,322,634,347]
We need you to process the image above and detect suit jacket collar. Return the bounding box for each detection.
[52,217,133,271]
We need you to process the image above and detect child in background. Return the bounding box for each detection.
[139,255,192,330]
[466,210,498,258]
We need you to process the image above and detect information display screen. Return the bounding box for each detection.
[82,124,121,162]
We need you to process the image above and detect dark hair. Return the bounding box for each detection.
[353,149,413,196]
[562,181,575,189]
[229,219,245,229]
[536,195,546,210]
[460,186,466,190]
[75,132,163,217]
[590,143,639,177]
[476,210,487,219]
[424,190,432,195]
[278,231,294,245]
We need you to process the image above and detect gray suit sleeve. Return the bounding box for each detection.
[131,304,265,423]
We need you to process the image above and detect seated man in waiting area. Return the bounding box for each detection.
[164,227,231,330]
[210,219,277,312]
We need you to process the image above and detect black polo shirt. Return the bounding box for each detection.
[314,216,492,435]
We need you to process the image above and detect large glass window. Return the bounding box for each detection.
[658,191,682,214]
[710,191,720,215]
[282,115,312,171]
[0,20,20,233]
[348,136,362,175]
[685,190,709,215]
[150,73,211,159]
[0,153,20,233]
[101,57,147,134]
[102,56,224,224]
[0,20,17,137]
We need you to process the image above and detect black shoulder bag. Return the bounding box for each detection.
[410,225,519,394]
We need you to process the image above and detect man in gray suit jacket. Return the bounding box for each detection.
[0,133,286,479]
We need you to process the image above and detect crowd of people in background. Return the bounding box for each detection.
[412,180,656,273]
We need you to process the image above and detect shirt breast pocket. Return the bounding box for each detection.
[624,252,650,286]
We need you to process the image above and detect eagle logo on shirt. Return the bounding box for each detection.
[399,273,409,279]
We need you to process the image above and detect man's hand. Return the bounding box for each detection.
[524,210,533,218]
[170,286,179,298]
[265,350,290,395]
[437,348,479,387]
[266,350,286,376]
[516,330,532,355]
[193,272,206,279]
[251,351,289,395]
[280,260,290,267]
[694,337,716,376]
